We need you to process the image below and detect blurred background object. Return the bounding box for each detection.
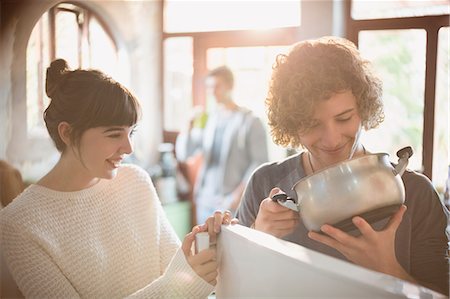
[0,160,24,208]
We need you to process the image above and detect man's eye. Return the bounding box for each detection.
[337,116,352,122]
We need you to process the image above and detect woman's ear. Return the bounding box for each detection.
[57,122,72,146]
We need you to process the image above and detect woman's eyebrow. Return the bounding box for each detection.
[102,127,125,133]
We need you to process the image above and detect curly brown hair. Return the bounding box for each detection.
[266,36,384,148]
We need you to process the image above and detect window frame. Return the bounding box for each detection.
[345,1,449,180]
[28,3,118,134]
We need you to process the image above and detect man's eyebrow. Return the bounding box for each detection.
[335,108,355,117]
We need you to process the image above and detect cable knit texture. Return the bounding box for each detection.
[0,164,214,298]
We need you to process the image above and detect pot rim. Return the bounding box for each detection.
[292,152,390,191]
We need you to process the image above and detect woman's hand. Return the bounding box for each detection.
[254,188,299,238]
[308,205,415,282]
[181,210,238,285]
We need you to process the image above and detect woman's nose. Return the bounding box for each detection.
[121,136,133,154]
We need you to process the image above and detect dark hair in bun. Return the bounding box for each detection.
[45,59,69,98]
[44,59,141,152]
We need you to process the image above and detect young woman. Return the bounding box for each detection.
[236,37,449,295]
[0,59,235,298]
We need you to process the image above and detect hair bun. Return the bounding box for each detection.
[46,59,70,98]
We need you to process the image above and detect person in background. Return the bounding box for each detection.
[0,160,24,208]
[0,59,236,298]
[236,37,449,295]
[176,66,268,224]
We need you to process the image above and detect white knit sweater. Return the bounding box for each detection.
[0,164,214,298]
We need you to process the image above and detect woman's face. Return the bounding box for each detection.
[72,125,135,181]
[299,90,362,168]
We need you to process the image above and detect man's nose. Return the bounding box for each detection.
[320,124,341,149]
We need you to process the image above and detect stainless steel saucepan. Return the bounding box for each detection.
[272,147,413,232]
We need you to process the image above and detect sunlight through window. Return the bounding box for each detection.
[358,30,426,172]
[164,1,301,33]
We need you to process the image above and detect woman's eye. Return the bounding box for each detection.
[107,134,121,138]
[129,129,137,137]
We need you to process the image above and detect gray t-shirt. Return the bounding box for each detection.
[237,152,449,295]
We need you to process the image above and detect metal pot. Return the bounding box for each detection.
[272,147,413,232]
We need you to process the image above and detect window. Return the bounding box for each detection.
[359,29,426,172]
[163,37,193,131]
[26,3,118,136]
[352,0,449,20]
[164,1,301,33]
[348,1,449,190]
[433,27,449,191]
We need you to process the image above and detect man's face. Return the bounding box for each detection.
[207,76,232,104]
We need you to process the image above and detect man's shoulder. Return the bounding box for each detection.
[254,153,301,179]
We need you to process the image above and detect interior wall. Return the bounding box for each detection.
[0,0,162,182]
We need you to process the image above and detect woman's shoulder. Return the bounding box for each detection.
[115,164,158,199]
[0,186,39,227]
[117,163,151,183]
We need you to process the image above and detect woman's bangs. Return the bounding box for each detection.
[90,84,140,128]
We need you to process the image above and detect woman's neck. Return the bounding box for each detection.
[37,155,99,192]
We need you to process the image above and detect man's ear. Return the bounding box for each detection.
[57,122,72,146]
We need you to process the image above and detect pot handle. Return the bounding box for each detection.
[271,192,299,212]
[395,146,413,176]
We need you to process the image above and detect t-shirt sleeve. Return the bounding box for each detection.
[406,172,449,295]
[236,165,268,227]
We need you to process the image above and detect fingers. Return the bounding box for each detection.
[201,210,228,245]
[269,187,281,198]
[213,210,223,233]
[204,210,230,235]
[320,224,354,245]
[192,259,218,277]
[182,225,201,256]
[187,248,218,285]
[203,271,218,285]
[352,216,376,239]
[260,197,298,216]
[188,248,216,268]
[308,230,347,254]
[255,189,299,237]
[385,205,407,232]
[222,210,232,225]
[270,218,299,230]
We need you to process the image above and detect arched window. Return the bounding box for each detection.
[26,3,118,136]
